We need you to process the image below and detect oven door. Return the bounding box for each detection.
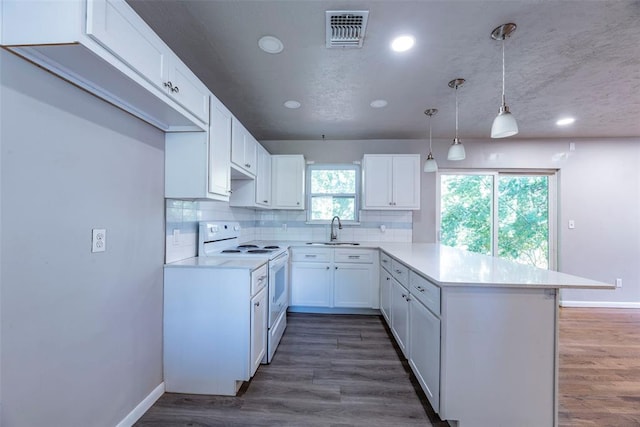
[268,251,289,327]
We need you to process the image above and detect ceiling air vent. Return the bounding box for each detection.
[325,10,369,48]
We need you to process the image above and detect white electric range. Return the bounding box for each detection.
[198,221,289,364]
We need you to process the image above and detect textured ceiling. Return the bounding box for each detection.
[127,0,640,141]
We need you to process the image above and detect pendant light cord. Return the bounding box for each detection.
[455,85,459,139]
[501,39,506,104]
[429,116,433,152]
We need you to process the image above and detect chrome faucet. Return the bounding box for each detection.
[330,216,342,241]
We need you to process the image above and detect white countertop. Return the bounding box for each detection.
[165,257,267,270]
[378,243,612,289]
[279,240,612,289]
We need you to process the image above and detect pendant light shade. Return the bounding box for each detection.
[491,23,518,139]
[423,108,438,172]
[447,78,466,161]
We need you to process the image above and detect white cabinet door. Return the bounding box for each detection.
[290,262,332,306]
[392,156,420,209]
[208,96,232,199]
[87,0,168,89]
[333,263,374,308]
[250,287,267,377]
[362,154,420,210]
[231,119,257,176]
[362,155,393,208]
[167,59,210,123]
[255,144,271,206]
[272,155,305,209]
[380,269,392,323]
[409,298,441,412]
[390,278,410,358]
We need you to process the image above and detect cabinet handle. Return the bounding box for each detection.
[305,254,317,258]
[395,269,402,274]
[401,293,407,298]
[245,163,251,168]
[348,255,360,259]
[382,259,388,263]
[163,81,173,90]
[389,202,393,206]
[386,277,390,281]
[263,200,268,203]
[296,202,300,205]
[257,275,267,282]
[415,286,425,292]
[326,266,330,270]
[335,266,338,270]
[255,301,260,307]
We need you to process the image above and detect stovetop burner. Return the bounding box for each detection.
[264,245,280,249]
[237,244,259,249]
[247,249,272,254]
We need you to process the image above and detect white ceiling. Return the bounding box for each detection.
[127,0,640,141]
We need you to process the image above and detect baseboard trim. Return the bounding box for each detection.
[560,300,640,309]
[116,382,164,427]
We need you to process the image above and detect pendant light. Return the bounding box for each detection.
[447,78,466,161]
[423,108,438,172]
[490,23,518,138]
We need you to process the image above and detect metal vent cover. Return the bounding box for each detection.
[325,10,369,48]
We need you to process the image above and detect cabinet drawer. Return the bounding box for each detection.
[410,271,440,316]
[291,248,332,263]
[334,249,374,264]
[251,264,268,296]
[391,259,409,287]
[380,252,392,272]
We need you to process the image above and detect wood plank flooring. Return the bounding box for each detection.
[559,307,640,427]
[137,308,640,426]
[136,313,447,426]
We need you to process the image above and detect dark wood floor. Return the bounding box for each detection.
[136,313,447,426]
[558,307,640,427]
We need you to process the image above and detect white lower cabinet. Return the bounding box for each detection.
[250,287,267,376]
[390,277,410,358]
[334,263,375,308]
[290,247,378,309]
[409,297,441,412]
[290,262,332,307]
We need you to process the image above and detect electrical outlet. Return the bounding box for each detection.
[92,228,106,253]
[615,278,622,288]
[568,220,575,229]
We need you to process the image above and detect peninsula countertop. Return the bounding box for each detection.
[284,241,613,290]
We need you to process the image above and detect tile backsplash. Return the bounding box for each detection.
[165,201,413,263]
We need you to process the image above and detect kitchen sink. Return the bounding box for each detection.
[306,242,361,246]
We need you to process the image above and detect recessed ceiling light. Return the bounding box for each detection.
[258,35,284,54]
[391,35,415,52]
[284,100,301,109]
[370,99,388,108]
[556,117,576,126]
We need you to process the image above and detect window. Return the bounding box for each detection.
[307,164,360,222]
[438,170,557,269]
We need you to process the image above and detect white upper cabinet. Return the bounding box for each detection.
[256,144,272,207]
[229,142,271,208]
[1,0,208,131]
[231,119,258,177]
[165,95,231,201]
[271,155,305,210]
[86,0,209,123]
[207,96,232,199]
[362,154,420,210]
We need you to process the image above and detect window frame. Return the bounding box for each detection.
[306,163,361,224]
[436,168,558,270]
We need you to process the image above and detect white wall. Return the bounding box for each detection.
[0,50,165,426]
[262,137,640,307]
